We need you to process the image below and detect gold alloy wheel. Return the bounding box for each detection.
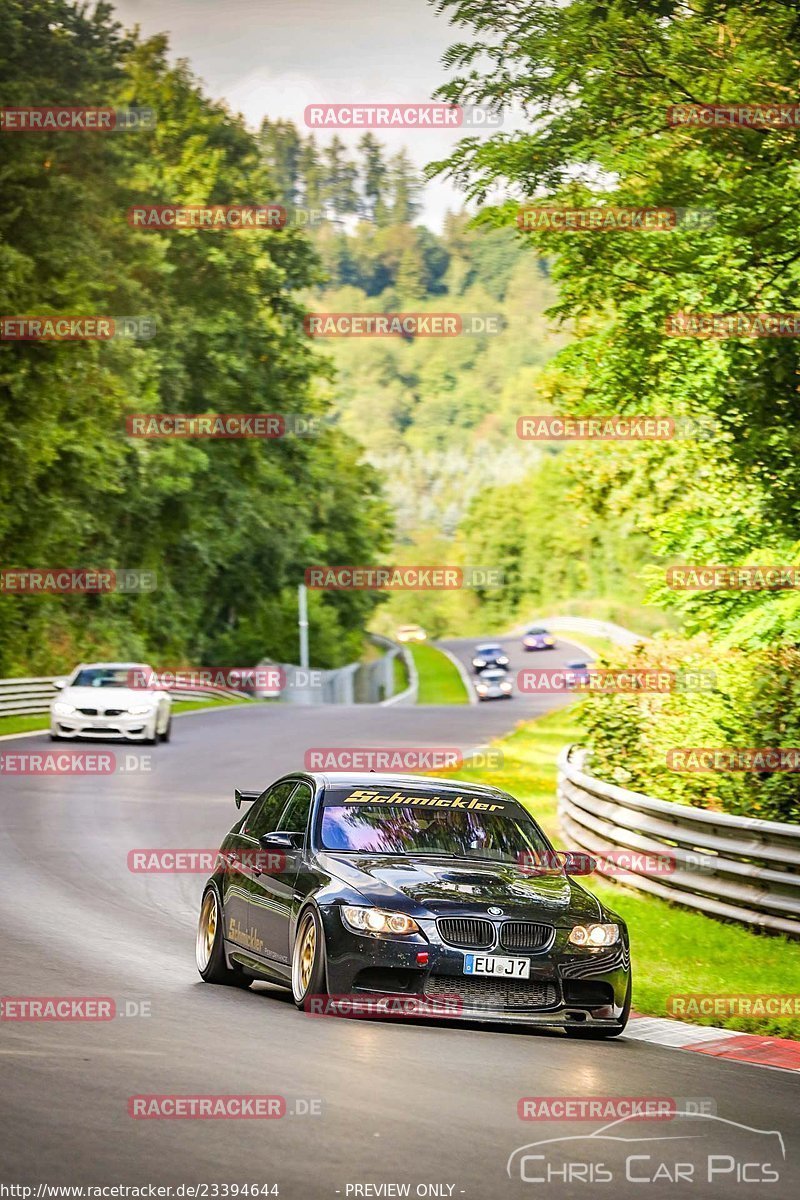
[196,890,217,972]
[293,913,317,1000]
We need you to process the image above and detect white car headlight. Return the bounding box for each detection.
[341,906,420,936]
[52,701,75,717]
[500,682,512,692]
[568,923,620,947]
[128,704,154,716]
[473,658,486,667]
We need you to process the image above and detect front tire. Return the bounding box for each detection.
[291,906,327,1008]
[160,716,172,743]
[196,887,251,988]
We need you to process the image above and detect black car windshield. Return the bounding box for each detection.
[320,785,553,862]
[71,668,134,688]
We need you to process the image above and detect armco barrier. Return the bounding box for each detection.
[0,637,410,718]
[0,675,251,719]
[557,745,800,937]
[263,636,411,706]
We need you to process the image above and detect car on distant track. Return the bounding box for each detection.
[474,667,513,701]
[49,661,172,744]
[522,626,556,651]
[395,625,427,643]
[471,643,510,673]
[196,772,631,1035]
[564,660,592,688]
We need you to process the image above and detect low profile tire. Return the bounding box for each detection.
[291,906,327,1009]
[159,717,172,743]
[565,976,631,1039]
[196,887,251,988]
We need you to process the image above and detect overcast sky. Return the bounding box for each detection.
[111,0,491,228]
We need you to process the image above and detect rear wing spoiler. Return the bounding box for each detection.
[234,788,261,810]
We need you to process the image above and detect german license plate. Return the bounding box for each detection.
[463,954,530,979]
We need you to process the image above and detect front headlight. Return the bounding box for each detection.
[341,906,420,936]
[568,923,620,947]
[128,704,154,716]
[52,701,75,717]
[497,656,509,665]
[500,682,512,692]
[472,658,486,667]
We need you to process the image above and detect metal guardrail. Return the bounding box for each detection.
[380,643,418,707]
[557,745,800,937]
[0,675,251,718]
[0,636,413,720]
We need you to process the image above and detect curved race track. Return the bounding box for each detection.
[0,636,796,1197]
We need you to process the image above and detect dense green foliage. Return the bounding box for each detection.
[430,0,800,813]
[0,0,390,675]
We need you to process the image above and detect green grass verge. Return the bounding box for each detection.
[433,704,800,1039]
[0,713,53,737]
[393,653,409,695]
[409,643,469,705]
[0,693,254,737]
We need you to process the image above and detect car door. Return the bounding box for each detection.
[246,780,314,967]
[223,779,297,960]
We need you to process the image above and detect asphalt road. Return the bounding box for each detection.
[0,635,796,1198]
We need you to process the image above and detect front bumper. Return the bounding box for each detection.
[51,711,156,740]
[320,907,630,1027]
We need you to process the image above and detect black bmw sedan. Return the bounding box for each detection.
[196,772,631,1036]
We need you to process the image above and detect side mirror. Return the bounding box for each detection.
[561,850,597,876]
[52,679,66,690]
[259,831,303,850]
[234,788,261,810]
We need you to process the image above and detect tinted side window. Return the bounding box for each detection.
[276,782,314,836]
[244,781,297,839]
